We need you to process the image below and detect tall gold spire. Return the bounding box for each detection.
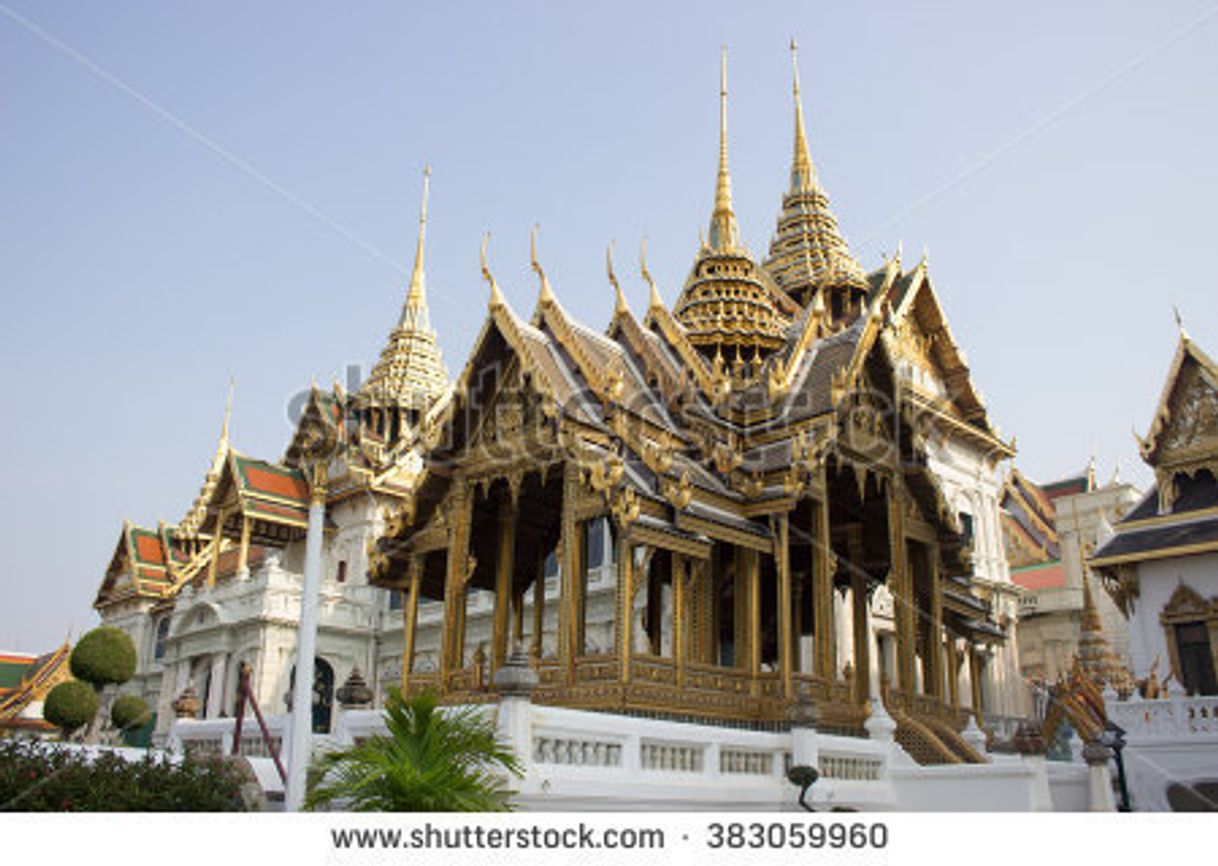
[789,39,815,194]
[707,47,739,251]
[358,167,448,409]
[763,43,866,311]
[404,165,430,313]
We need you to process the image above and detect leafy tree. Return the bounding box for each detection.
[42,681,100,738]
[306,690,521,812]
[110,694,152,731]
[70,627,137,686]
[66,626,139,743]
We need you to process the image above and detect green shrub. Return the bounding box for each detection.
[0,740,247,811]
[43,681,99,735]
[110,694,152,731]
[70,627,137,687]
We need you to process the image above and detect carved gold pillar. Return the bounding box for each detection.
[440,480,472,687]
[207,507,227,587]
[531,550,545,660]
[558,461,580,684]
[812,495,836,680]
[777,514,794,700]
[946,633,960,709]
[888,478,915,694]
[401,556,422,693]
[236,515,252,575]
[928,542,944,700]
[969,645,984,718]
[491,501,516,674]
[744,548,760,690]
[674,554,687,688]
[616,531,633,683]
[850,570,870,703]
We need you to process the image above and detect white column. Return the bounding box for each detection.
[285,493,326,812]
[206,654,227,718]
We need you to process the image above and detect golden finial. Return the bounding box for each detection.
[1173,305,1189,341]
[221,376,235,444]
[607,240,628,315]
[405,165,430,308]
[481,233,505,309]
[707,46,739,251]
[920,244,930,268]
[789,38,815,194]
[641,237,662,309]
[530,224,555,305]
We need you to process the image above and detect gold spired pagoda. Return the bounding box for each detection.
[355,167,449,444]
[370,50,1015,761]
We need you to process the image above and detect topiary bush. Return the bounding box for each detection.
[110,694,152,731]
[0,740,248,811]
[43,680,100,736]
[70,626,137,687]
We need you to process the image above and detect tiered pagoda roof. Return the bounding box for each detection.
[763,41,868,311]
[358,168,448,409]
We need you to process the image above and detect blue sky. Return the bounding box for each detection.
[2,2,1216,651]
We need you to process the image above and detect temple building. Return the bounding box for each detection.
[1002,463,1140,684]
[1092,330,1218,696]
[1087,328,1218,811]
[368,47,1027,758]
[92,171,450,738]
[0,643,71,736]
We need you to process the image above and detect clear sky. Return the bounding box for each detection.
[2,2,1216,652]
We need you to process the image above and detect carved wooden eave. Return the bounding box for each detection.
[644,300,723,400]
[885,263,1011,454]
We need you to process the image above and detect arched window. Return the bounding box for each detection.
[153,616,170,661]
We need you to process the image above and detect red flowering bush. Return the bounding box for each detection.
[0,740,247,811]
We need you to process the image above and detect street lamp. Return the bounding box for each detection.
[1099,720,1131,812]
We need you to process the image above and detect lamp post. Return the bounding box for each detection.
[284,394,337,812]
[1100,720,1131,812]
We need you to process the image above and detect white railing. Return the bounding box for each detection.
[169,713,291,765]
[819,754,883,781]
[535,736,624,768]
[1108,694,1218,738]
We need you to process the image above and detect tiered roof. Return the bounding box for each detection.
[358,168,448,408]
[763,41,868,309]
[1093,332,1218,574]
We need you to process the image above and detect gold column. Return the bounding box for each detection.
[674,554,687,688]
[531,551,546,660]
[850,570,870,702]
[888,477,915,693]
[744,548,760,690]
[928,543,944,699]
[616,532,633,683]
[207,507,227,587]
[946,634,960,709]
[558,461,580,684]
[401,556,422,693]
[812,495,836,680]
[236,515,252,575]
[491,501,516,673]
[968,645,984,717]
[440,479,472,687]
[777,514,794,700]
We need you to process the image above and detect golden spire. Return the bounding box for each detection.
[530,224,556,305]
[641,237,663,309]
[707,47,739,251]
[607,240,628,314]
[482,233,505,309]
[404,165,430,312]
[221,375,234,446]
[789,38,815,194]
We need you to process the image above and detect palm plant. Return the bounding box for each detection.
[306,689,522,812]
